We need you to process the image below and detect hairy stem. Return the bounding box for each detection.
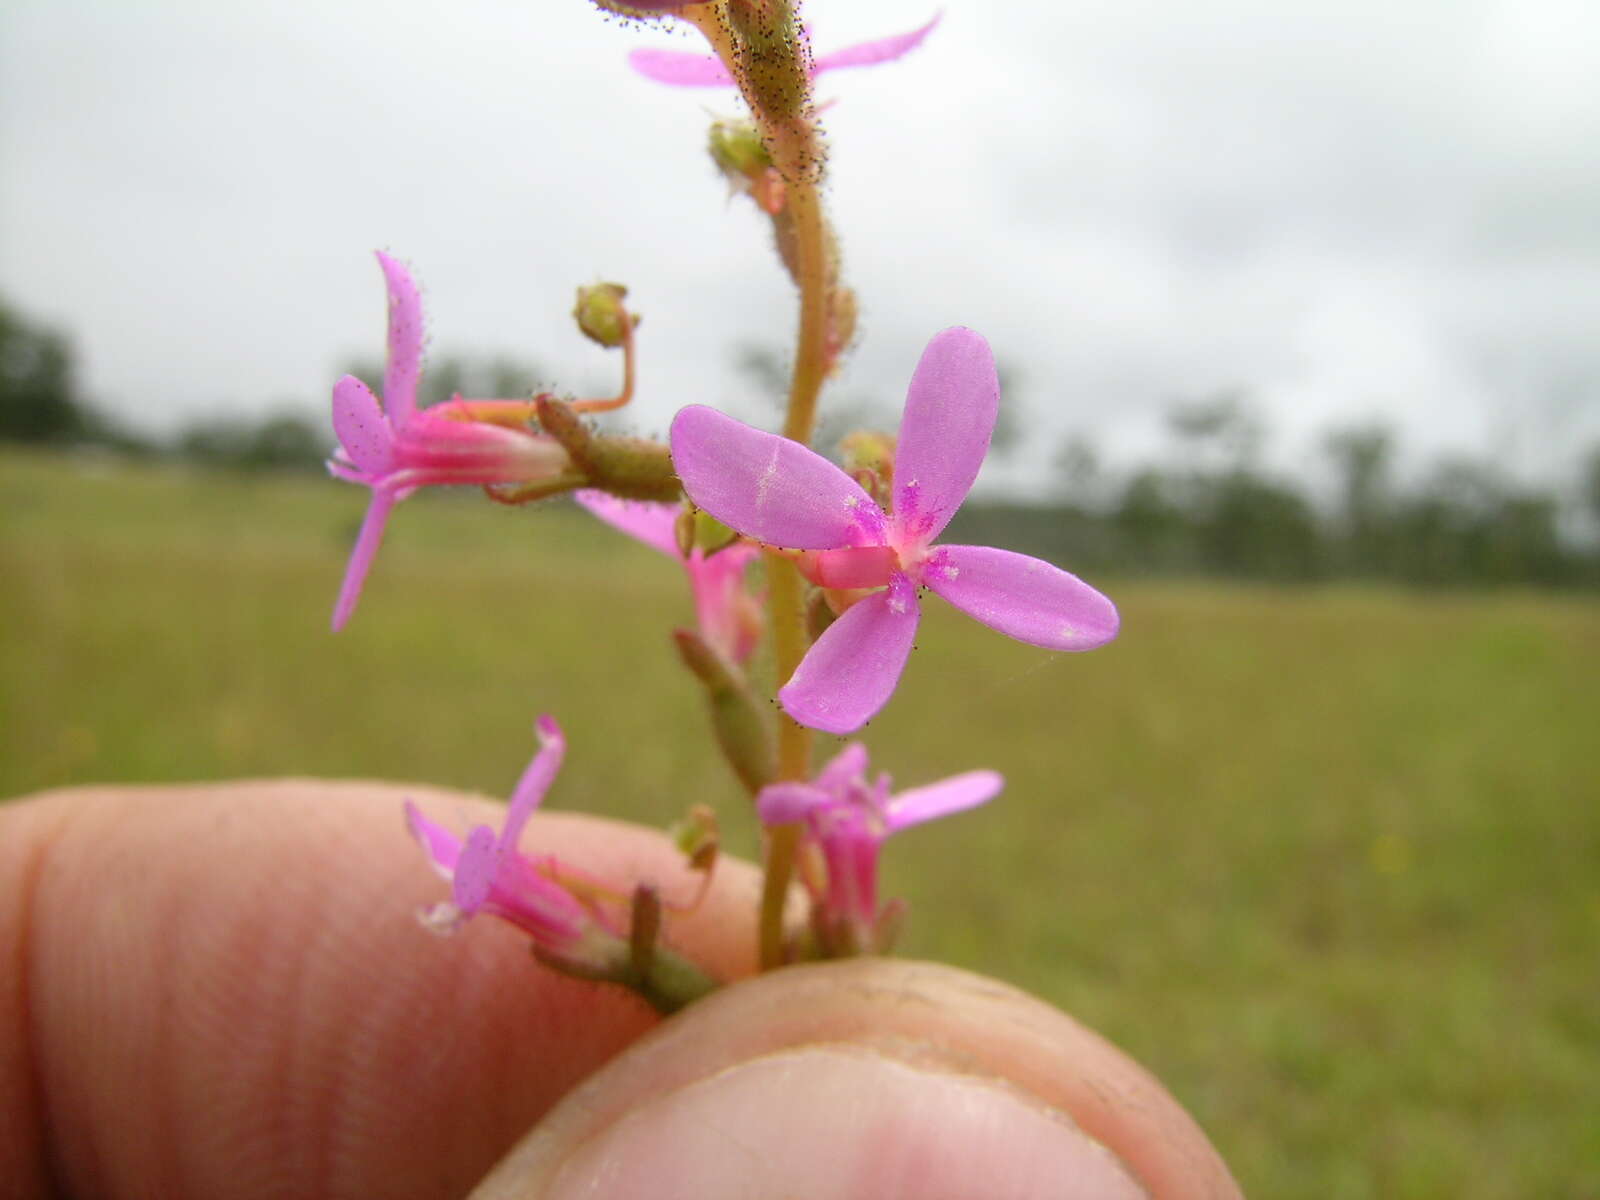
[779,181,830,446]
[681,2,830,969]
[758,552,812,967]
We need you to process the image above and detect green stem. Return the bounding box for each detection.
[779,181,830,447]
[681,2,834,971]
[758,552,812,968]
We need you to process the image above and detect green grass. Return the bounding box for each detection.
[4,448,1597,1197]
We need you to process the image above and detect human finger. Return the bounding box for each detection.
[0,781,762,1199]
[472,957,1242,1199]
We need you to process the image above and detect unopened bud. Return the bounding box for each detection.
[709,118,771,180]
[674,628,776,794]
[827,286,858,364]
[670,803,721,874]
[573,282,634,349]
[805,588,838,641]
[674,506,741,558]
[840,429,896,493]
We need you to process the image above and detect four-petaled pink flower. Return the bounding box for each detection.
[575,490,763,665]
[406,715,612,959]
[669,327,1120,734]
[328,251,571,631]
[757,742,1001,954]
[629,14,940,88]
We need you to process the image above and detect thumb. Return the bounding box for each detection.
[471,959,1240,1199]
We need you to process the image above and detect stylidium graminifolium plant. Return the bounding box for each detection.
[324,0,1119,1012]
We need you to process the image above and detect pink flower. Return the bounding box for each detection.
[574,491,763,665]
[757,743,1001,954]
[629,13,940,88]
[669,327,1120,734]
[405,715,609,958]
[328,252,571,630]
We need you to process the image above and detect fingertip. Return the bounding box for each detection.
[472,959,1241,1199]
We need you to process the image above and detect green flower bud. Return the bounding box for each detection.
[573,282,634,348]
[674,628,776,795]
[708,117,771,180]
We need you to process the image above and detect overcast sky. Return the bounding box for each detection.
[4,0,1598,491]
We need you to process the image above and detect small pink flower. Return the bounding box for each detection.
[574,491,763,664]
[405,715,609,958]
[757,743,1001,953]
[629,13,940,88]
[669,327,1120,734]
[328,252,571,630]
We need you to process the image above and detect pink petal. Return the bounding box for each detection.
[331,490,398,632]
[500,716,566,849]
[884,770,1002,835]
[452,825,499,915]
[404,800,463,876]
[891,328,998,549]
[923,544,1120,651]
[574,489,681,558]
[331,375,394,477]
[628,47,736,86]
[688,543,761,663]
[812,13,941,74]
[671,405,886,550]
[375,251,423,427]
[815,741,870,792]
[756,781,831,826]
[779,573,920,734]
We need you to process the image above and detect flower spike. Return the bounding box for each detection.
[669,327,1120,734]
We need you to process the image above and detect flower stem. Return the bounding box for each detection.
[680,1,833,970]
[779,180,830,446]
[758,551,812,967]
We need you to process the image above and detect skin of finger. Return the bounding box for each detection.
[472,959,1241,1200]
[0,781,763,1200]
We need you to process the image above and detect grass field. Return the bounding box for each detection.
[3,447,1597,1197]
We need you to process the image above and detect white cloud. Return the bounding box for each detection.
[2,0,1597,485]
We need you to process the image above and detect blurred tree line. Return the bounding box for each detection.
[948,392,1600,588]
[6,296,1599,588]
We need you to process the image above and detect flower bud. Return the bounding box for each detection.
[573,282,634,349]
[709,118,771,179]
[674,628,776,794]
[840,429,896,501]
[805,588,838,641]
[676,506,741,558]
[670,803,721,873]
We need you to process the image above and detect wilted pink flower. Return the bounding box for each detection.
[575,491,763,664]
[669,327,1120,734]
[405,715,610,958]
[629,13,940,88]
[328,252,571,630]
[757,742,1001,953]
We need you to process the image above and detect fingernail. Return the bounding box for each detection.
[543,1044,1148,1199]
